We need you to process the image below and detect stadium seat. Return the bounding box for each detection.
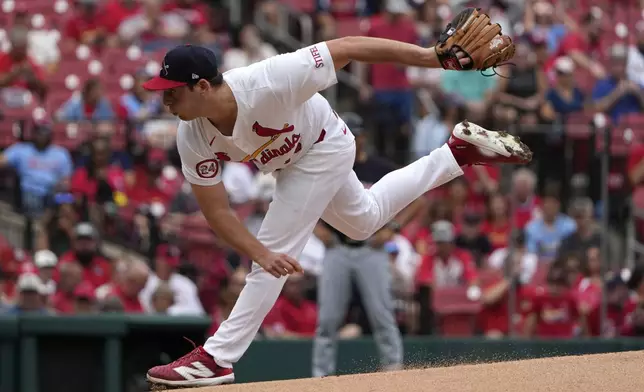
[432,287,481,337]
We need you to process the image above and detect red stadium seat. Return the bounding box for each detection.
[432,287,481,337]
[564,111,596,174]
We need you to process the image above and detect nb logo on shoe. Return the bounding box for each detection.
[173,362,215,380]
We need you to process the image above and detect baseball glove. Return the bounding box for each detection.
[435,8,515,71]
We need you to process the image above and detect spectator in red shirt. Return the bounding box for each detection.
[163,0,209,28]
[58,223,112,288]
[263,273,318,337]
[51,261,84,314]
[621,264,644,337]
[462,166,500,209]
[209,268,247,335]
[445,177,474,226]
[416,221,478,289]
[545,12,605,80]
[71,137,128,203]
[510,168,541,229]
[480,234,536,338]
[126,148,178,208]
[101,0,142,35]
[362,0,418,164]
[63,0,110,47]
[73,281,97,314]
[104,259,149,313]
[118,0,190,50]
[524,262,584,338]
[407,199,452,256]
[581,270,632,338]
[0,26,47,100]
[482,194,511,251]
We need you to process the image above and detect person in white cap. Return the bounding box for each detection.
[4,273,49,314]
[34,249,58,296]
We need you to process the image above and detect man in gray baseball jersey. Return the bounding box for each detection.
[312,113,403,377]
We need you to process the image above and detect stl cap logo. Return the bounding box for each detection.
[162,62,170,76]
[192,73,199,79]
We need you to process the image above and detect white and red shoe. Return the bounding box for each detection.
[147,346,234,388]
[448,120,533,166]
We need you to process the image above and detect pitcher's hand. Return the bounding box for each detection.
[256,251,303,278]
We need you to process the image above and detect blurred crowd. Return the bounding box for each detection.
[1,0,644,341]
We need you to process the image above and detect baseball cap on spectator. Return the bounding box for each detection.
[385,0,412,14]
[432,220,455,243]
[17,273,46,294]
[156,244,181,268]
[75,222,98,239]
[74,282,96,301]
[143,45,220,91]
[555,57,575,74]
[340,112,364,137]
[34,250,58,269]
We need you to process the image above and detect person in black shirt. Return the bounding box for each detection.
[455,212,492,267]
[558,197,602,259]
[312,112,404,377]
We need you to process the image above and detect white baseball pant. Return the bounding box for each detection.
[203,131,463,368]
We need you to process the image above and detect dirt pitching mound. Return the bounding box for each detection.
[177,350,644,392]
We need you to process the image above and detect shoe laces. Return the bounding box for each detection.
[167,337,202,365]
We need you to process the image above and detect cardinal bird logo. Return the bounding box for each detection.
[252,122,294,137]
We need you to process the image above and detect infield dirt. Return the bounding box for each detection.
[172,350,644,392]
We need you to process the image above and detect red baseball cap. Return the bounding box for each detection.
[156,244,181,268]
[143,45,220,91]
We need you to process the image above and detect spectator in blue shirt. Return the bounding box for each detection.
[119,70,163,125]
[525,189,576,261]
[4,273,50,315]
[542,56,586,121]
[592,43,644,123]
[0,122,73,216]
[57,78,115,122]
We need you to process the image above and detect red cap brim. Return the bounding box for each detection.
[142,77,187,91]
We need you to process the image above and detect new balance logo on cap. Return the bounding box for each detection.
[173,362,215,380]
[143,45,220,91]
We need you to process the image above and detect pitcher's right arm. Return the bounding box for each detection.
[176,122,301,278]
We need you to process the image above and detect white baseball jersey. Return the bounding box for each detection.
[177,42,353,186]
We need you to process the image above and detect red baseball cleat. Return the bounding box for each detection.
[448,120,533,166]
[147,346,234,388]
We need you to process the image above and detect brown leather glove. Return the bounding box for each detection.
[435,7,515,71]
